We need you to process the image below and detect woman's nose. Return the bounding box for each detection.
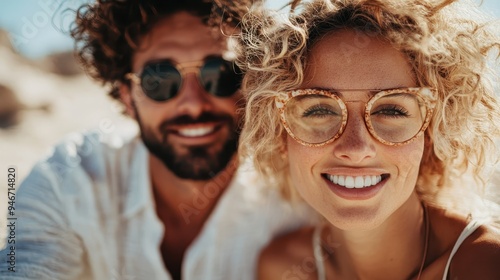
[332,107,376,163]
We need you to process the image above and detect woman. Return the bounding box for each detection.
[237,0,500,279]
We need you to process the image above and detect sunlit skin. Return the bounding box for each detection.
[119,12,241,279]
[259,29,500,280]
[290,31,424,231]
[122,12,241,170]
[287,29,426,278]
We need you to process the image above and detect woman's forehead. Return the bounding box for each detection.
[302,29,416,90]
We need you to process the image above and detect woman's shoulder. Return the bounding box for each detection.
[427,204,500,278]
[449,222,500,278]
[258,226,317,280]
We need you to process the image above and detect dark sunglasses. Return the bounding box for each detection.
[125,56,242,102]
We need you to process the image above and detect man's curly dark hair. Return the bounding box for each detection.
[71,0,247,100]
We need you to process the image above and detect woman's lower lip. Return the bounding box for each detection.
[324,176,386,200]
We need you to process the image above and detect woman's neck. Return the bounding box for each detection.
[325,194,427,280]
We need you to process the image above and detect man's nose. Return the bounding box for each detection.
[174,73,213,118]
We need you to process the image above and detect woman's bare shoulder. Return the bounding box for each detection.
[258,226,317,280]
[450,223,500,278]
[424,204,500,276]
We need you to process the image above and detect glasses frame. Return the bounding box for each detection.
[125,57,238,102]
[275,87,437,147]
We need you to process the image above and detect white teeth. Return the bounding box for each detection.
[178,127,214,137]
[354,176,364,188]
[338,176,345,186]
[365,176,372,186]
[345,176,355,188]
[327,175,382,188]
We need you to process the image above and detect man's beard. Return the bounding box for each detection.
[133,105,239,180]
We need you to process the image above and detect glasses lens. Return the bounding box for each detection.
[284,94,344,144]
[368,91,428,143]
[140,62,181,101]
[200,58,242,97]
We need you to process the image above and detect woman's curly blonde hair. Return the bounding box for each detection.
[237,0,500,206]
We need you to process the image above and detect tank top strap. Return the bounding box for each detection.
[313,225,326,280]
[441,219,482,280]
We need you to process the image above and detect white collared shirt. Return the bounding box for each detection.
[0,130,314,280]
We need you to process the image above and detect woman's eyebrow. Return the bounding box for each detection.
[309,86,410,98]
[308,87,375,99]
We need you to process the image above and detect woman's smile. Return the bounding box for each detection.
[324,174,386,188]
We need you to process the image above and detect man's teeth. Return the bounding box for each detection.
[327,175,382,189]
[178,127,214,137]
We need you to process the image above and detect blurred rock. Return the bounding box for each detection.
[39,51,84,76]
[0,29,13,52]
[0,83,22,128]
[0,29,61,111]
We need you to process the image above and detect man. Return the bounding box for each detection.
[0,1,312,279]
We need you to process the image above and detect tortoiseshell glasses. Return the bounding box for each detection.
[275,87,437,147]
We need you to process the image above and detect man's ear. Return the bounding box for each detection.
[119,83,136,118]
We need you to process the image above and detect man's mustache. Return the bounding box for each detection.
[160,112,234,129]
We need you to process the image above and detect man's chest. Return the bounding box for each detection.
[158,216,206,279]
